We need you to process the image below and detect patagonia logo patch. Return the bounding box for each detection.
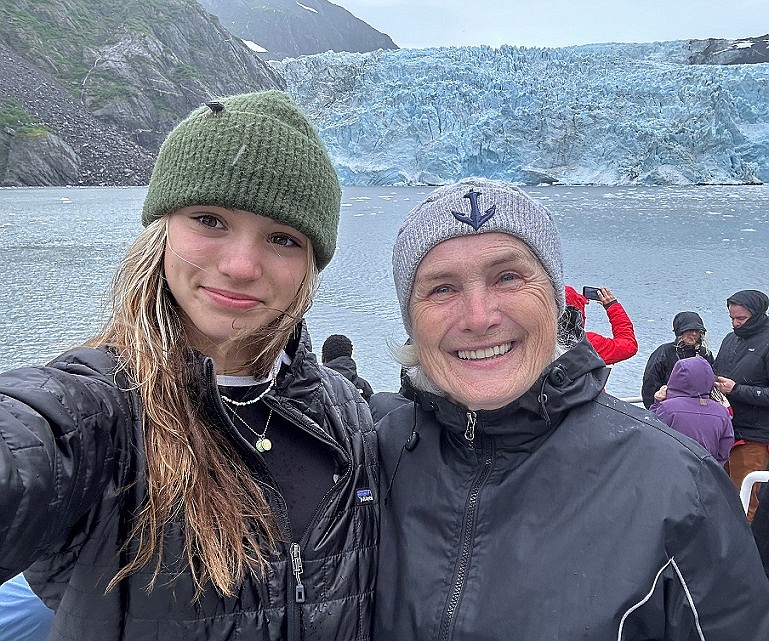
[356,488,374,503]
[452,188,496,230]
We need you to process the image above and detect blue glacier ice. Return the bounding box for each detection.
[275,40,769,186]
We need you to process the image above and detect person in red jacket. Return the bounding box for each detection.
[565,285,638,365]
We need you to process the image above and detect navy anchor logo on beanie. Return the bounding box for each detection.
[452,188,496,230]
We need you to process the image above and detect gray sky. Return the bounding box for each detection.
[333,0,769,49]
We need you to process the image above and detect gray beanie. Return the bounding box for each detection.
[392,178,564,335]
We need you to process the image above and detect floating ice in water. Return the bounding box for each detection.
[354,213,365,217]
[741,228,756,232]
[706,270,714,274]
[60,197,71,203]
[341,203,352,207]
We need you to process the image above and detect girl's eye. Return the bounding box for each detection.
[195,214,224,229]
[270,233,301,247]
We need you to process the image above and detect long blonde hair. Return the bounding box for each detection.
[89,217,317,597]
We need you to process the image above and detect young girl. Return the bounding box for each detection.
[0,91,376,640]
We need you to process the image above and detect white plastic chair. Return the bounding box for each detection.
[739,470,769,515]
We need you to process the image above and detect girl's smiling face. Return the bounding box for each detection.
[164,206,309,372]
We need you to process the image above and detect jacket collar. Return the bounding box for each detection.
[408,337,608,449]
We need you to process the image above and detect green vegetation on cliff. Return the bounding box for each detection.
[0,100,49,135]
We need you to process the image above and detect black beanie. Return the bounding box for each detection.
[322,334,353,362]
[672,311,706,336]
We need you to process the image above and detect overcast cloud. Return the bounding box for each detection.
[333,0,769,49]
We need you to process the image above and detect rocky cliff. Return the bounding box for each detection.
[688,34,769,65]
[0,0,284,186]
[199,0,397,60]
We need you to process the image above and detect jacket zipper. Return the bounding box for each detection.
[207,368,353,641]
[262,399,352,641]
[438,427,494,641]
[288,542,306,640]
[464,410,476,445]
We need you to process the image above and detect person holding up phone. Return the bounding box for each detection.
[564,285,639,365]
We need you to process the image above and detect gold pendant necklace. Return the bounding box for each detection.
[225,404,274,452]
[221,380,275,453]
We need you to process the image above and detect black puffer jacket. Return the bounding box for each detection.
[375,338,769,641]
[0,324,377,641]
[641,341,714,408]
[713,295,769,442]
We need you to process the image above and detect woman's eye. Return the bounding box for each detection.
[270,233,301,247]
[432,285,452,295]
[500,272,520,284]
[195,214,224,229]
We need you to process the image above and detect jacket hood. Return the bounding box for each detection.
[565,285,587,325]
[665,356,714,399]
[672,311,706,336]
[324,355,359,380]
[409,337,609,449]
[728,290,769,339]
[728,289,769,317]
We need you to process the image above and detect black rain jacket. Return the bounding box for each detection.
[375,338,769,641]
[0,323,377,641]
[713,312,769,442]
[324,355,374,402]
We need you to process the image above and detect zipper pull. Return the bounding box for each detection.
[290,542,306,603]
[464,411,476,446]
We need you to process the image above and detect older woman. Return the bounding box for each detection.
[373,178,769,641]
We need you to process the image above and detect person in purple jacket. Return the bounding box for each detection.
[651,356,734,465]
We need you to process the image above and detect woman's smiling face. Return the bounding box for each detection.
[409,232,558,410]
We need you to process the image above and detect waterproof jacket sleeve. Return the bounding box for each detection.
[0,349,133,579]
[728,373,769,408]
[669,456,769,640]
[642,346,668,408]
[586,302,639,365]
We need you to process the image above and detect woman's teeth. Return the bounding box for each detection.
[457,342,513,361]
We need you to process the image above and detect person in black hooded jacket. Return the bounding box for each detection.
[714,289,769,522]
[0,92,377,641]
[641,311,714,408]
[373,178,769,641]
[321,334,374,401]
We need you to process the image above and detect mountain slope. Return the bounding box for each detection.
[199,0,397,59]
[0,0,283,185]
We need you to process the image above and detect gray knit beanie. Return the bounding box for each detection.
[393,178,564,335]
[142,91,341,270]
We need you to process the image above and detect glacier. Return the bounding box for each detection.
[275,40,769,186]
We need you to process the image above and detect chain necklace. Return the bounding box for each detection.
[221,378,276,452]
[227,405,274,452]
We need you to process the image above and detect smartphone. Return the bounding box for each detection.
[582,286,602,301]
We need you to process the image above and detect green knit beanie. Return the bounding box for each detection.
[142,91,341,270]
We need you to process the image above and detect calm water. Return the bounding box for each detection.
[1,185,768,398]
